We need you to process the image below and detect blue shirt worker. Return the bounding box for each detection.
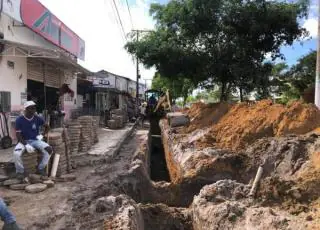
[13,101,52,179]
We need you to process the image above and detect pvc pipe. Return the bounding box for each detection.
[249,166,263,197]
[50,154,60,178]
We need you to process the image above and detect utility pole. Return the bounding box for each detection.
[131,29,152,114]
[315,0,320,108]
[135,31,140,115]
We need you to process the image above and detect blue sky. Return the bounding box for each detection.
[40,0,317,84]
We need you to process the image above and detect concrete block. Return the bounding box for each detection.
[167,112,190,127]
[107,120,118,129]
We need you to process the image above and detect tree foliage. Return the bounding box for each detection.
[279,50,316,103]
[151,73,195,105]
[125,0,309,101]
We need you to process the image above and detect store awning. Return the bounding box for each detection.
[0,39,61,58]
[0,39,91,75]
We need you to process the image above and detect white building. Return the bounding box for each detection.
[0,0,89,140]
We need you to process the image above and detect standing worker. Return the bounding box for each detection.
[139,102,147,127]
[13,101,52,179]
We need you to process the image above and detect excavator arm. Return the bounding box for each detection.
[154,90,171,113]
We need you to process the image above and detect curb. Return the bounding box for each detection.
[73,121,138,167]
[111,121,138,158]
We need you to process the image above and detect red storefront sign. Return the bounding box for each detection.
[20,0,85,60]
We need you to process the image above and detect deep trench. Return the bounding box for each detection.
[149,117,171,182]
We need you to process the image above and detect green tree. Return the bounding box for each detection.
[126,0,309,102]
[289,50,316,93]
[151,73,195,106]
[279,50,316,103]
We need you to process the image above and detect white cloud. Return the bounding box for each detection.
[303,18,318,38]
[264,52,272,60]
[40,0,156,83]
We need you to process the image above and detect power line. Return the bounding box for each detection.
[112,0,127,41]
[103,0,126,43]
[125,0,134,29]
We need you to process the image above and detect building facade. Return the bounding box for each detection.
[0,0,89,140]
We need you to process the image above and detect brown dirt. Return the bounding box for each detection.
[196,100,320,150]
[182,102,231,133]
[161,120,182,183]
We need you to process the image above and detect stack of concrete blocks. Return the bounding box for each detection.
[107,109,127,129]
[92,116,100,143]
[21,150,39,174]
[65,120,81,155]
[78,116,93,152]
[48,132,68,176]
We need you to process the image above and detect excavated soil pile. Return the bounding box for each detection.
[196,100,320,150]
[191,179,315,230]
[182,102,231,133]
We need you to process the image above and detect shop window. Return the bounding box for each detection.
[0,91,11,112]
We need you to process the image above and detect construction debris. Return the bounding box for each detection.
[3,100,320,229]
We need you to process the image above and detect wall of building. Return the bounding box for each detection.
[0,55,27,111]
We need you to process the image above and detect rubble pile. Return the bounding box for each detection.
[78,116,93,152]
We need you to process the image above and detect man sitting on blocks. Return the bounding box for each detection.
[13,101,52,179]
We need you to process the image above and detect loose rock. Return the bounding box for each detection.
[3,179,22,186]
[10,184,28,190]
[29,174,42,184]
[43,180,55,188]
[25,183,47,193]
[0,175,9,182]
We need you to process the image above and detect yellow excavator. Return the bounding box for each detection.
[145,89,171,118]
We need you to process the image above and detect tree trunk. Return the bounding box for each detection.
[183,96,187,107]
[220,82,226,102]
[239,86,243,102]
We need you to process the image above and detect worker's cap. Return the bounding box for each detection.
[24,101,36,109]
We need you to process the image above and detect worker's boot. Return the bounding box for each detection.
[2,221,21,230]
[37,169,48,180]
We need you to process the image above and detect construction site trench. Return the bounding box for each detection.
[3,100,320,229]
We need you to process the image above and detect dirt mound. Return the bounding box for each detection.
[183,102,231,133]
[197,100,320,150]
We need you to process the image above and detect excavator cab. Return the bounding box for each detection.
[144,89,166,118]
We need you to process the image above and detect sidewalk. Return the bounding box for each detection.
[73,123,136,167]
[0,122,136,171]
